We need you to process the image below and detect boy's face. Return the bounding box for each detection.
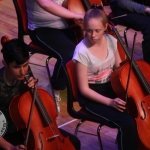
[6,60,29,81]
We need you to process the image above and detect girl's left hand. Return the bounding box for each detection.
[111,98,126,112]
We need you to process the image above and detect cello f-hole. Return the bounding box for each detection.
[140,101,146,120]
[38,132,43,150]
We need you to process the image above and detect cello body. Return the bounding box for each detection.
[111,58,150,150]
[68,0,103,14]
[111,60,150,150]
[111,26,150,150]
[9,89,76,150]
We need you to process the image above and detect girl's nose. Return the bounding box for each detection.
[92,31,96,37]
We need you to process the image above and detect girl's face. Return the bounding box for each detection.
[85,18,107,44]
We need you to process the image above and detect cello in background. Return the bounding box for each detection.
[68,0,103,15]
[67,0,126,61]
[111,26,150,150]
[142,0,150,6]
[9,78,76,150]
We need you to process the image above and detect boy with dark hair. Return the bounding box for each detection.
[0,36,80,150]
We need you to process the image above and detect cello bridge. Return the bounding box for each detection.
[46,134,59,140]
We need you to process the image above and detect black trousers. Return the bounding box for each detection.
[79,82,137,150]
[110,1,150,64]
[1,129,80,150]
[29,27,76,90]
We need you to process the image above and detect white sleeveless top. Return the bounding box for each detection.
[26,0,68,30]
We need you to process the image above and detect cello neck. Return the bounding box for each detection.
[81,0,91,10]
[25,74,52,126]
[33,91,52,126]
[111,26,150,95]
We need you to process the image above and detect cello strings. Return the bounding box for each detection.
[35,91,58,137]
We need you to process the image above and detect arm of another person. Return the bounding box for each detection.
[0,138,25,150]
[117,0,149,14]
[76,61,126,112]
[35,0,83,22]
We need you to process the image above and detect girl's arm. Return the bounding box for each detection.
[76,61,126,112]
[114,49,122,68]
[35,0,83,21]
[76,61,115,105]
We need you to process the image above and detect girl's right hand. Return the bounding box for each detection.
[110,98,126,112]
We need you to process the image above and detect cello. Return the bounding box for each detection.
[111,26,150,150]
[68,0,103,15]
[9,77,76,150]
[67,0,126,61]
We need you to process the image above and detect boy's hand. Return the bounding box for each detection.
[24,77,38,88]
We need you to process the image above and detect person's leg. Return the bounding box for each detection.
[110,3,150,64]
[59,128,81,150]
[29,27,76,112]
[29,27,75,90]
[84,101,137,150]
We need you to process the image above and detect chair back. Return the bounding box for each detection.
[62,60,79,118]
[66,60,78,101]
[13,0,28,40]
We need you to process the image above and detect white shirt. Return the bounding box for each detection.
[26,0,68,30]
[73,34,117,84]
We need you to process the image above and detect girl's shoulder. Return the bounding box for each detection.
[75,38,88,53]
[105,34,117,42]
[76,38,87,47]
[105,34,118,52]
[105,34,117,46]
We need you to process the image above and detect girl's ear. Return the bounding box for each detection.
[105,23,108,31]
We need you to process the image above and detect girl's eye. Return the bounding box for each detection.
[96,30,100,33]
[87,30,92,33]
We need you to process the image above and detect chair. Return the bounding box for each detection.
[61,60,118,150]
